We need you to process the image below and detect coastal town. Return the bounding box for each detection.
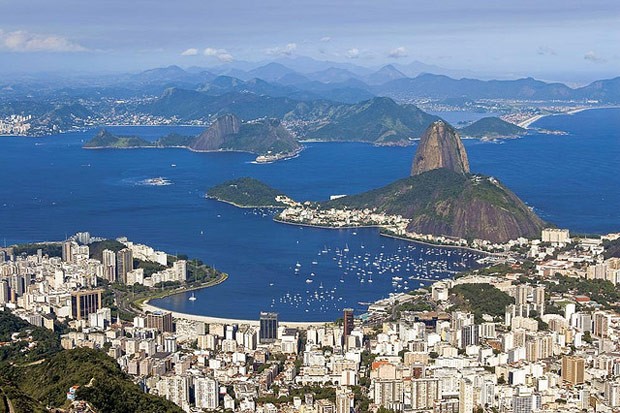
[2,227,620,412]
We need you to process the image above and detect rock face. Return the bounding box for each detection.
[190,114,241,151]
[190,114,300,155]
[411,120,470,176]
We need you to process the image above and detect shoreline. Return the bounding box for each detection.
[205,196,286,210]
[273,217,494,255]
[517,105,620,129]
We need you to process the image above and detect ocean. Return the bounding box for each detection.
[0,108,618,321]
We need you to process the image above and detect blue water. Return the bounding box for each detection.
[0,109,618,321]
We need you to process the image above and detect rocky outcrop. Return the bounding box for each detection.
[190,114,241,151]
[190,114,300,156]
[411,120,470,176]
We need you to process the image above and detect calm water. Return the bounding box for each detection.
[0,108,618,321]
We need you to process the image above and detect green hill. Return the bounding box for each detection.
[207,177,287,208]
[302,97,438,145]
[460,117,526,139]
[83,129,194,149]
[0,310,182,413]
[325,168,545,243]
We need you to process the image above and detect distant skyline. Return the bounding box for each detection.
[1,0,618,83]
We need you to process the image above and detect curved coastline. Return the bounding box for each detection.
[141,301,331,328]
[273,217,494,255]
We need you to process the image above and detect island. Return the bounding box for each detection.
[83,114,302,163]
[206,177,290,208]
[207,120,546,247]
[459,116,527,139]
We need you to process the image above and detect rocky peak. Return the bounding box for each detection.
[190,114,241,151]
[411,120,470,176]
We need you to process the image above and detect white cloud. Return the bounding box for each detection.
[345,48,360,59]
[0,29,87,52]
[181,48,199,56]
[388,46,407,58]
[266,43,297,56]
[584,50,605,63]
[537,46,556,56]
[320,36,331,42]
[204,47,234,62]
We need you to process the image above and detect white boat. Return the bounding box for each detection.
[189,293,197,301]
[305,279,313,283]
[296,262,302,268]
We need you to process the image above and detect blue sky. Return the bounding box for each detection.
[0,0,618,82]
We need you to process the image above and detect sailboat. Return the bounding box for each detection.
[189,293,197,301]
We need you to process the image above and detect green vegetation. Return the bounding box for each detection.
[207,177,287,208]
[303,97,438,145]
[543,275,620,310]
[325,168,545,243]
[88,239,125,261]
[450,283,514,322]
[460,117,526,138]
[0,310,182,412]
[0,310,61,365]
[10,243,62,258]
[83,129,194,149]
[134,258,167,277]
[604,238,620,259]
[16,348,182,412]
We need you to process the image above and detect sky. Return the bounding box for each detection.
[0,0,618,83]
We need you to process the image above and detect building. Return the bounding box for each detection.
[405,378,441,411]
[335,386,354,413]
[343,308,354,346]
[459,378,473,413]
[102,249,117,282]
[194,376,218,410]
[146,311,174,333]
[70,290,103,320]
[562,355,585,386]
[116,248,133,284]
[541,228,570,244]
[62,241,75,263]
[259,312,278,343]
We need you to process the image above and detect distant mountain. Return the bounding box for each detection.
[460,117,527,139]
[248,63,296,82]
[326,121,545,243]
[305,67,362,84]
[412,120,470,175]
[131,65,215,85]
[141,88,303,120]
[576,76,620,102]
[190,114,301,156]
[375,73,575,100]
[302,97,439,145]
[364,65,408,85]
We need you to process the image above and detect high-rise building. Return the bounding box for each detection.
[102,249,117,282]
[605,381,620,408]
[0,280,9,304]
[116,248,133,284]
[562,356,585,386]
[343,308,354,347]
[459,378,473,413]
[62,241,75,263]
[460,325,480,348]
[70,289,103,320]
[374,379,404,411]
[405,378,441,411]
[335,386,354,413]
[512,387,541,413]
[195,377,219,410]
[259,312,278,343]
[146,311,174,333]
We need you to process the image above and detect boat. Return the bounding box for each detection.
[305,279,313,283]
[296,262,302,268]
[189,293,197,301]
[344,243,349,252]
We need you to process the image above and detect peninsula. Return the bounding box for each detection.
[459,116,527,139]
[206,177,289,208]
